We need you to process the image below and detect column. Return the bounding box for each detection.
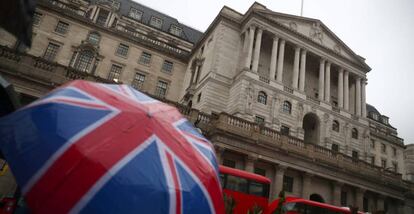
[245,155,256,173]
[299,49,307,91]
[245,26,256,69]
[272,165,287,199]
[302,172,313,199]
[324,61,331,102]
[276,39,286,82]
[361,79,367,117]
[355,188,365,211]
[215,146,225,165]
[318,59,325,101]
[292,47,301,88]
[377,195,385,211]
[332,182,343,206]
[356,77,361,116]
[344,70,349,110]
[269,36,279,80]
[241,31,249,65]
[338,68,344,108]
[93,7,100,22]
[252,28,263,73]
[192,64,200,84]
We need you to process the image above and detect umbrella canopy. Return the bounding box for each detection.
[0,80,224,214]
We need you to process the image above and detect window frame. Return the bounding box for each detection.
[150,16,163,29]
[43,42,60,61]
[351,128,358,139]
[282,101,292,114]
[73,49,95,73]
[257,91,267,105]
[280,125,290,136]
[255,115,265,125]
[139,52,152,65]
[54,21,69,35]
[128,7,143,20]
[33,12,43,26]
[332,120,340,132]
[169,24,182,36]
[87,32,101,45]
[116,43,129,57]
[161,60,174,73]
[155,80,168,98]
[283,175,294,192]
[107,64,123,82]
[131,72,146,90]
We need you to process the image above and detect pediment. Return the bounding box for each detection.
[257,10,369,70]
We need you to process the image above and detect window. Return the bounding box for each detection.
[392,162,398,172]
[282,101,292,114]
[283,176,294,192]
[128,8,143,20]
[226,175,248,194]
[393,147,397,156]
[332,120,339,132]
[150,16,163,29]
[223,159,236,168]
[96,9,109,26]
[331,144,339,152]
[257,91,267,105]
[281,125,290,136]
[372,113,379,120]
[382,116,389,124]
[43,43,60,61]
[87,32,101,45]
[254,167,266,176]
[341,191,347,206]
[170,25,182,36]
[197,93,202,103]
[55,21,69,34]
[33,12,42,26]
[73,50,94,72]
[107,64,122,81]
[381,143,386,153]
[370,156,375,165]
[139,52,152,65]
[255,116,265,124]
[351,128,358,139]
[131,73,145,90]
[162,60,174,73]
[381,159,387,168]
[370,139,375,149]
[155,80,168,98]
[352,150,359,159]
[116,43,129,57]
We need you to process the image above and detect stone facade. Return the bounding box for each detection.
[0,0,413,213]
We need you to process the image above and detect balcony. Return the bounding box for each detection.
[175,108,403,185]
[283,85,294,94]
[0,45,114,88]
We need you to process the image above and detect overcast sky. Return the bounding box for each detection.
[134,0,414,145]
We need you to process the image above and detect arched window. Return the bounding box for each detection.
[87,32,101,45]
[352,128,358,139]
[282,101,291,114]
[73,50,94,72]
[257,91,267,105]
[332,120,339,132]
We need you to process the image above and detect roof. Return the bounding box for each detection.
[366,103,380,115]
[219,165,271,184]
[91,0,203,44]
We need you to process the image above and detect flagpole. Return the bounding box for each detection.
[300,0,304,16]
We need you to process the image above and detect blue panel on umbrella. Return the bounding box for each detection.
[0,103,111,188]
[81,141,169,214]
[177,120,206,139]
[193,143,219,172]
[176,160,213,214]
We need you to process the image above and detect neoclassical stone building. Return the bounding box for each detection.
[181,2,411,213]
[0,0,413,213]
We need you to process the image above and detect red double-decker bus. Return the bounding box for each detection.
[266,197,364,214]
[219,166,271,213]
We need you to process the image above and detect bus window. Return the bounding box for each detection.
[249,181,268,197]
[282,202,344,214]
[226,174,248,193]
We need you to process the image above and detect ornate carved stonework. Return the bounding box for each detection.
[309,22,323,44]
[289,22,298,31]
[334,44,341,54]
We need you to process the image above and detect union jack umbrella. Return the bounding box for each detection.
[0,80,224,213]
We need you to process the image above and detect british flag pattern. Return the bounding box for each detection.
[0,80,224,214]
